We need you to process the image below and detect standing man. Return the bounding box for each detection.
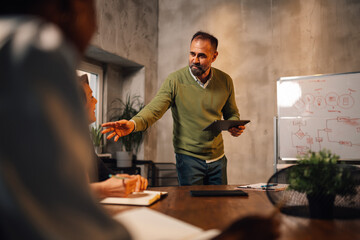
[103,31,245,186]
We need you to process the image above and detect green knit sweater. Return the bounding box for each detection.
[132,67,240,160]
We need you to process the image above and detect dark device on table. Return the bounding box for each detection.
[190,190,249,197]
[203,120,250,132]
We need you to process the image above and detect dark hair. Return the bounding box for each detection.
[191,31,218,51]
[79,74,89,104]
[0,0,70,15]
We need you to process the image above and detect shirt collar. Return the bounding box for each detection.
[188,67,212,89]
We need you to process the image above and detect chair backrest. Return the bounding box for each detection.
[149,163,178,187]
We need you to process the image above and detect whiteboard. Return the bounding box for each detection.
[277,72,360,160]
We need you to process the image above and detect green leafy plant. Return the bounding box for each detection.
[108,94,145,153]
[91,125,103,147]
[287,149,356,197]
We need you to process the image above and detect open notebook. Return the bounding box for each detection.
[114,208,220,240]
[100,190,168,206]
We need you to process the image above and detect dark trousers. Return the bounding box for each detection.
[175,153,228,186]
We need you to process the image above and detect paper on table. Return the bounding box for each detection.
[100,190,168,206]
[114,208,221,240]
[237,183,288,191]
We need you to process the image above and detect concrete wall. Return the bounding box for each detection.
[88,0,360,184]
[157,0,360,184]
[90,0,159,160]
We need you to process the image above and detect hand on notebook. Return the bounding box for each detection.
[107,174,148,196]
[132,174,148,192]
[228,125,245,137]
[91,174,148,198]
[96,174,137,198]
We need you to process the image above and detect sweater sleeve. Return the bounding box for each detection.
[131,77,175,131]
[222,75,240,120]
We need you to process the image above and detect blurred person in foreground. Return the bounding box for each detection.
[212,213,280,240]
[79,74,148,198]
[0,0,131,239]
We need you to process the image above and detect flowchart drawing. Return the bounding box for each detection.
[277,72,360,160]
[293,89,356,115]
[288,117,360,157]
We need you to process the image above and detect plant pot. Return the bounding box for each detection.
[116,151,133,167]
[307,194,335,219]
[95,146,102,154]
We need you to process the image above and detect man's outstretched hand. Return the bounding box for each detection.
[101,119,135,141]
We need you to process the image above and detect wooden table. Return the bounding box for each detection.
[102,185,360,240]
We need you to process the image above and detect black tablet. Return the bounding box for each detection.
[190,190,248,197]
[203,120,250,132]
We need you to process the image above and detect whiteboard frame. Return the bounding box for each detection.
[274,71,360,171]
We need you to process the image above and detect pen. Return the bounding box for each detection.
[108,174,128,180]
[260,183,278,188]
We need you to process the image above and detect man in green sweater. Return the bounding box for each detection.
[102,31,245,185]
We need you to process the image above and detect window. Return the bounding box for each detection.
[77,62,103,128]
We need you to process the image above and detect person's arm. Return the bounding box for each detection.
[102,77,175,140]
[102,119,135,141]
[222,75,240,121]
[221,75,245,137]
[90,174,148,199]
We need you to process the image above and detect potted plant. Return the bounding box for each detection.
[107,94,145,167]
[287,149,357,219]
[91,124,103,154]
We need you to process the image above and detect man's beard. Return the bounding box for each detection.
[190,63,207,76]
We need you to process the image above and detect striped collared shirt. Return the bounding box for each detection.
[188,67,213,89]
